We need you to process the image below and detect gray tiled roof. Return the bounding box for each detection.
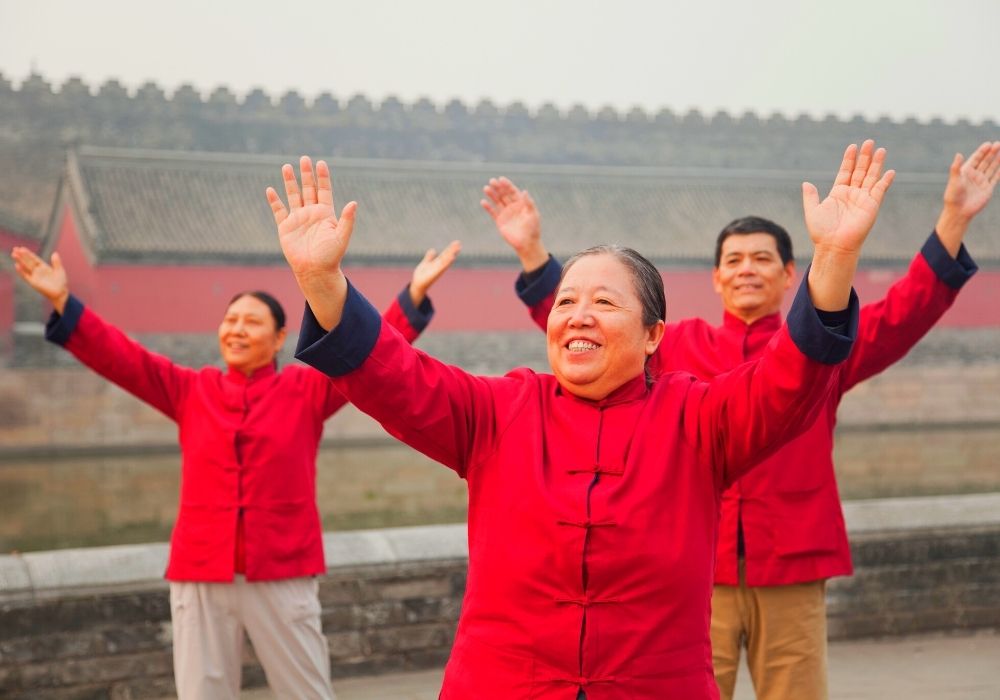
[55,146,1000,265]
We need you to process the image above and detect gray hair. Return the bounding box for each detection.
[561,245,666,327]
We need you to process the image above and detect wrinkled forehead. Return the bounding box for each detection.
[560,253,636,297]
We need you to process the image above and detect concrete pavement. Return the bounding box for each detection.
[228,630,1000,699]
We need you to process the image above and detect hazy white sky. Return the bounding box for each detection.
[1,0,997,123]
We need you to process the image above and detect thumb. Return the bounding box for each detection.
[422,248,437,264]
[339,201,358,241]
[801,182,820,214]
[51,251,64,273]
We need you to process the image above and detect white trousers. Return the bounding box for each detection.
[170,576,336,700]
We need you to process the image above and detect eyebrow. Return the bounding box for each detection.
[556,285,623,296]
[724,249,777,257]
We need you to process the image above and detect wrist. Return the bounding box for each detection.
[517,243,550,273]
[935,208,969,258]
[52,290,69,315]
[808,248,859,312]
[408,283,427,307]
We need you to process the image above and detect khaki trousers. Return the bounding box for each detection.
[711,564,828,700]
[170,576,335,700]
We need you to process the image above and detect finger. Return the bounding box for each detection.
[966,141,991,171]
[439,240,462,267]
[861,147,886,192]
[266,187,289,226]
[833,144,857,188]
[421,248,437,265]
[869,170,896,206]
[497,177,518,200]
[949,153,963,178]
[851,140,874,188]
[483,184,503,207]
[524,190,537,213]
[802,182,820,214]
[316,160,334,207]
[300,156,317,206]
[481,199,499,220]
[50,251,64,274]
[983,142,1000,181]
[282,164,303,210]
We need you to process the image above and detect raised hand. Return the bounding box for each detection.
[802,140,895,255]
[266,157,353,329]
[10,247,69,314]
[410,240,462,306]
[802,140,895,311]
[942,141,1000,219]
[481,177,549,272]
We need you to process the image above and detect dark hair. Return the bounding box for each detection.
[227,291,286,331]
[561,245,666,327]
[714,216,794,267]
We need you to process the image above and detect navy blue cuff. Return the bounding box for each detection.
[922,230,978,290]
[44,294,84,346]
[397,285,434,334]
[294,281,382,377]
[515,255,562,307]
[785,269,859,365]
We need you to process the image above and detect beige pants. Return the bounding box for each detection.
[711,564,828,700]
[170,576,335,700]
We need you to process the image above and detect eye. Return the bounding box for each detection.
[556,297,574,306]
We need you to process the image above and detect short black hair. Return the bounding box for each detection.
[714,216,794,267]
[227,291,286,331]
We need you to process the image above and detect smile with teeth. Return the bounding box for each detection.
[567,340,600,352]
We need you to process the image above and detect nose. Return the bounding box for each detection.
[567,302,595,328]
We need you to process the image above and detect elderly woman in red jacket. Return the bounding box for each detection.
[266,147,891,700]
[10,240,459,700]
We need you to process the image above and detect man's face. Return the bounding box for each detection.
[712,232,795,322]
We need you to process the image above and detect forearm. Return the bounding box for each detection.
[934,207,971,258]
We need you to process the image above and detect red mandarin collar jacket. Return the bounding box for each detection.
[518,232,977,586]
[45,288,432,581]
[295,275,858,699]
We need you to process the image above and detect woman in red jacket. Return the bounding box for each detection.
[10,240,459,700]
[265,147,891,700]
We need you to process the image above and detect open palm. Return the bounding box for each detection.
[942,141,1000,220]
[10,247,68,306]
[803,140,895,253]
[481,177,541,253]
[266,158,355,282]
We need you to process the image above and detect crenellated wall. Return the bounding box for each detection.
[2,71,997,174]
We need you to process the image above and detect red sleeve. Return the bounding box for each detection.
[296,282,512,477]
[682,279,857,488]
[46,296,194,422]
[839,233,975,393]
[308,286,436,419]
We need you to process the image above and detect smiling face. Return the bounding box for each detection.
[218,295,287,376]
[712,232,795,323]
[547,253,664,401]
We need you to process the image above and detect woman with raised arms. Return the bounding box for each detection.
[266,146,892,699]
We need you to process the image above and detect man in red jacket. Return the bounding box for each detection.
[481,140,999,700]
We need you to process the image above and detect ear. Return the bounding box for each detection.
[712,267,723,296]
[274,327,288,352]
[645,320,665,356]
[783,261,796,290]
